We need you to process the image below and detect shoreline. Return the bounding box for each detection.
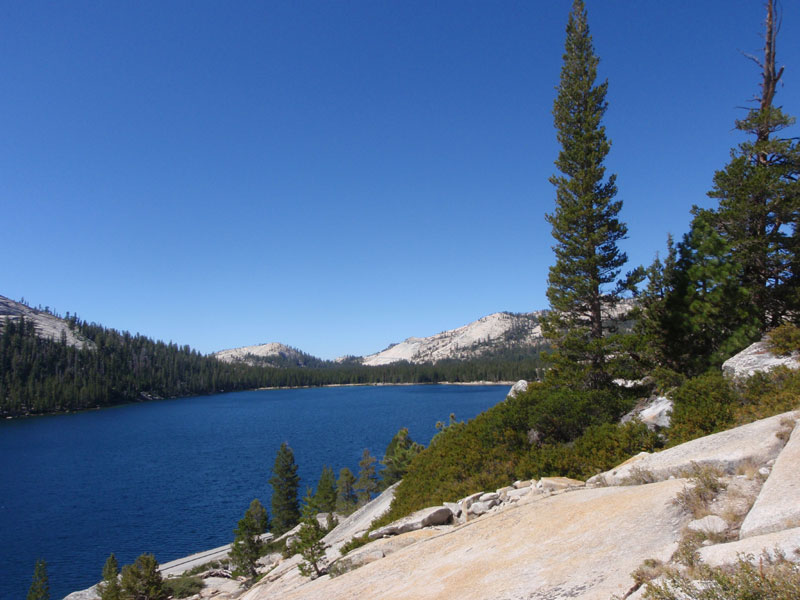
[2,380,519,420]
[256,380,516,391]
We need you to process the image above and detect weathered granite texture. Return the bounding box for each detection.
[243,480,687,600]
[739,418,800,538]
[587,411,798,486]
[699,527,800,567]
[722,340,800,379]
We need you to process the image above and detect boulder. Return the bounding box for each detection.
[368,506,453,539]
[722,340,800,379]
[468,500,498,516]
[687,515,728,535]
[621,396,673,429]
[478,492,499,502]
[459,491,484,507]
[591,411,798,486]
[442,501,462,518]
[513,479,533,489]
[537,477,584,492]
[507,379,528,399]
[739,418,800,538]
[698,526,800,567]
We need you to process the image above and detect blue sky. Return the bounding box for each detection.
[2,1,799,359]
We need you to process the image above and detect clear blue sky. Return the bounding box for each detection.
[2,1,799,359]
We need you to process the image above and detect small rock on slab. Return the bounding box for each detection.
[739,418,800,539]
[537,477,585,492]
[468,500,498,516]
[513,479,533,489]
[687,515,728,535]
[369,506,453,539]
[479,492,499,502]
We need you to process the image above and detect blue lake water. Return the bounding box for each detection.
[0,384,507,599]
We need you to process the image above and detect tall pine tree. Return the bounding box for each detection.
[269,442,300,535]
[544,0,631,389]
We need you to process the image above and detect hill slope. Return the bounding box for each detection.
[362,312,545,366]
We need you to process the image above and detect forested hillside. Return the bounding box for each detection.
[0,311,545,417]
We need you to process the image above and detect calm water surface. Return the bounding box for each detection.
[0,384,506,599]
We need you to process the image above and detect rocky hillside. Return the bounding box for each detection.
[212,342,323,368]
[361,311,546,366]
[0,295,93,350]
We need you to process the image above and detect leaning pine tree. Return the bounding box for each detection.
[543,0,634,390]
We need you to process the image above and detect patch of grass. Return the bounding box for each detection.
[182,559,225,576]
[673,463,727,519]
[163,574,204,598]
[622,466,658,486]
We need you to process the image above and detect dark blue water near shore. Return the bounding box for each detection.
[0,384,506,599]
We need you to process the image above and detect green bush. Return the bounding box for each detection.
[339,533,371,556]
[766,323,800,356]
[735,367,800,423]
[667,373,737,446]
[163,575,203,598]
[526,385,633,444]
[517,421,661,481]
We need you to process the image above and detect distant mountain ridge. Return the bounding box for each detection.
[360,311,546,366]
[214,311,548,367]
[213,342,326,368]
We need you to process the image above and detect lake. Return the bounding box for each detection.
[0,384,508,599]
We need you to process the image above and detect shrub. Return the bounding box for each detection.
[735,367,800,424]
[517,421,661,482]
[163,575,203,598]
[668,373,737,446]
[339,533,371,556]
[766,323,800,356]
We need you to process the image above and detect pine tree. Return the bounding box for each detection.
[706,0,800,330]
[543,0,632,389]
[230,498,269,579]
[26,559,49,600]
[120,554,166,600]
[268,442,300,535]
[354,449,378,507]
[335,467,358,515]
[293,491,327,578]
[98,553,122,600]
[310,465,337,514]
[380,427,423,488]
